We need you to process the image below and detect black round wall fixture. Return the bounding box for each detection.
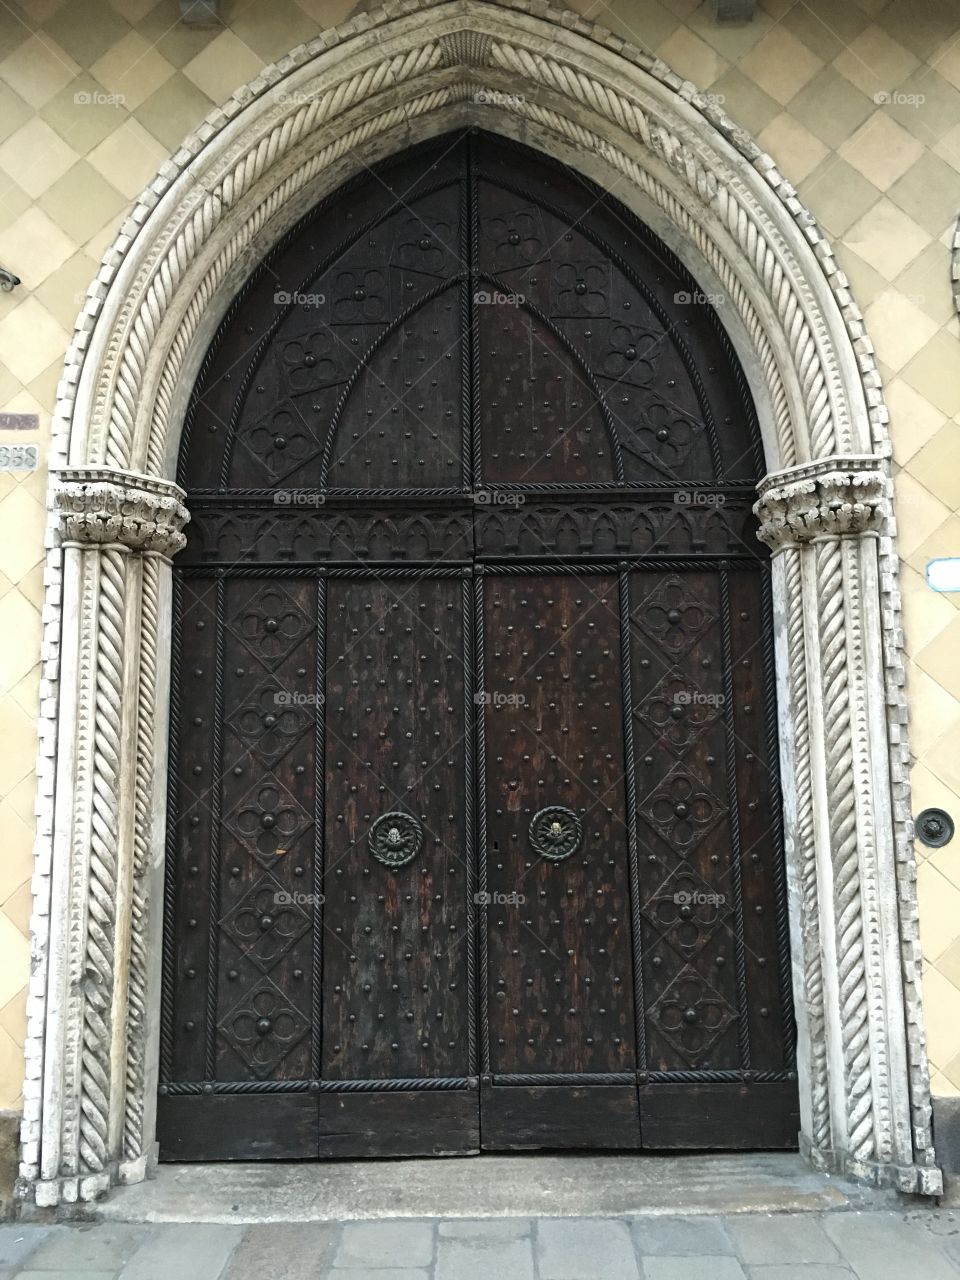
[916,808,955,848]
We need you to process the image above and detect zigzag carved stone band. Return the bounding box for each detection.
[754,456,888,551]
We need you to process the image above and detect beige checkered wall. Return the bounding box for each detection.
[0,0,959,1115]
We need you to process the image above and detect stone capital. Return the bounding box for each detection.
[754,455,888,552]
[53,467,190,556]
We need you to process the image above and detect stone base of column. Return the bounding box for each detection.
[25,1167,112,1209]
[118,1144,157,1186]
[800,1134,942,1195]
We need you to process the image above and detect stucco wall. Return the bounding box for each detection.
[0,0,958,1117]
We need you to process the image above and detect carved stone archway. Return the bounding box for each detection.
[20,0,941,1206]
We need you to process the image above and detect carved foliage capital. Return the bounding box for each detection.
[754,456,888,552]
[53,468,190,556]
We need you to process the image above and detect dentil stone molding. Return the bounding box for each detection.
[754,456,889,551]
[53,468,190,556]
[20,0,940,1207]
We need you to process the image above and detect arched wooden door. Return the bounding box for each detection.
[159,132,797,1160]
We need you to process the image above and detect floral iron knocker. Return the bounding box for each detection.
[368,811,423,868]
[529,805,583,862]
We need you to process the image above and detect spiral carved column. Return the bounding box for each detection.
[756,456,938,1194]
[28,469,187,1206]
[778,545,830,1151]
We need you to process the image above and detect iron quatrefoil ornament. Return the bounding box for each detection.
[368,811,423,868]
[529,805,583,862]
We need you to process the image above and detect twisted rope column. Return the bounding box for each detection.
[755,457,932,1188]
[122,552,161,1165]
[815,536,873,1161]
[782,547,830,1151]
[78,547,126,1173]
[30,472,188,1205]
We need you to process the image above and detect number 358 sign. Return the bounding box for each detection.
[0,445,38,472]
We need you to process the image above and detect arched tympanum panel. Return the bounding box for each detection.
[178,133,760,497]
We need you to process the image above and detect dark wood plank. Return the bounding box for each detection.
[318,1090,479,1157]
[165,578,219,1083]
[215,577,318,1085]
[639,1082,799,1149]
[157,1094,318,1160]
[481,1083,641,1150]
[728,569,793,1071]
[322,576,470,1083]
[481,573,636,1079]
[629,568,743,1074]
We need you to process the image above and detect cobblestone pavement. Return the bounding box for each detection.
[1,1209,960,1279]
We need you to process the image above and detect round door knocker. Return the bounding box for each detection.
[368,811,423,868]
[529,805,583,862]
[916,808,954,849]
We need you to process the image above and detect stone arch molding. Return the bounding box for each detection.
[23,0,941,1207]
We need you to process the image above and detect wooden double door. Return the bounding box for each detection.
[158,132,797,1160]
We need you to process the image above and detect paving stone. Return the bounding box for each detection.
[435,1236,534,1280]
[220,1224,337,1279]
[16,1272,115,1280]
[927,1220,960,1267]
[725,1215,840,1264]
[822,1213,959,1280]
[643,1258,748,1280]
[0,1226,49,1268]
[536,1218,640,1280]
[334,1222,434,1269]
[632,1216,735,1256]
[437,1219,531,1240]
[331,1273,430,1280]
[119,1225,243,1280]
[19,1225,148,1272]
[743,1267,854,1279]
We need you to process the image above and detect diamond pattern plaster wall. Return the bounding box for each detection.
[0,0,959,1112]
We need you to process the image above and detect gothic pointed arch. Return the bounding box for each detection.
[24,0,939,1206]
